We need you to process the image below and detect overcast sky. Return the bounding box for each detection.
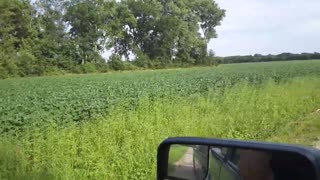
[210,0,320,56]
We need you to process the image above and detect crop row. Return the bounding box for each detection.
[1,60,320,134]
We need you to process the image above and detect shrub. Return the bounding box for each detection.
[71,65,83,74]
[45,66,66,76]
[203,56,219,66]
[123,61,138,71]
[16,50,37,76]
[150,57,169,69]
[96,63,110,73]
[0,65,8,79]
[108,54,124,71]
[1,59,19,77]
[134,53,151,68]
[82,63,97,73]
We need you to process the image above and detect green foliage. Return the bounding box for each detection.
[108,54,125,71]
[44,66,66,76]
[0,66,8,79]
[70,65,83,74]
[0,59,19,77]
[16,50,38,76]
[200,49,219,66]
[81,63,98,73]
[1,60,320,134]
[96,63,110,73]
[64,0,110,64]
[269,110,320,146]
[123,61,139,71]
[168,145,189,164]
[0,0,319,79]
[221,52,320,64]
[69,63,101,74]
[134,52,152,68]
[0,0,34,49]
[0,73,320,179]
[105,0,226,66]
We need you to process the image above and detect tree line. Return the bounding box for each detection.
[218,52,320,64]
[0,0,225,78]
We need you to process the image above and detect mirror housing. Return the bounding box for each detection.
[157,137,320,180]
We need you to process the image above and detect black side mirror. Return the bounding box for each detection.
[157,137,320,180]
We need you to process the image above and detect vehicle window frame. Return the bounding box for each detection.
[210,147,228,161]
[225,149,240,172]
[192,145,210,179]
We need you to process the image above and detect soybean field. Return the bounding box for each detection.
[1,60,320,179]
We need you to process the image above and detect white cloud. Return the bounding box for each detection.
[210,0,320,56]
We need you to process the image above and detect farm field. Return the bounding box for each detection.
[1,60,320,179]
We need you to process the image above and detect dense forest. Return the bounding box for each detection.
[1,0,319,79]
[0,0,225,78]
[219,52,320,64]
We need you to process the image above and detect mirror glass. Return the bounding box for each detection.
[165,144,315,180]
[168,145,208,180]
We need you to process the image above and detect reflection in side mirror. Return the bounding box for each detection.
[168,145,208,180]
[158,138,320,180]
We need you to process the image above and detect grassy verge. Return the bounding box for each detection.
[167,145,190,174]
[168,145,189,164]
[1,77,320,179]
[269,110,320,146]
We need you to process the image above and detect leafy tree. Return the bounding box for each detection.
[1,0,319,80]
[0,0,225,78]
[0,0,34,50]
[109,0,225,65]
[0,0,36,76]
[32,0,70,68]
[64,0,115,64]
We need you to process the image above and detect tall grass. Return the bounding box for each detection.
[1,77,320,179]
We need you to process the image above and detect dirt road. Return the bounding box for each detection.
[170,148,197,180]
